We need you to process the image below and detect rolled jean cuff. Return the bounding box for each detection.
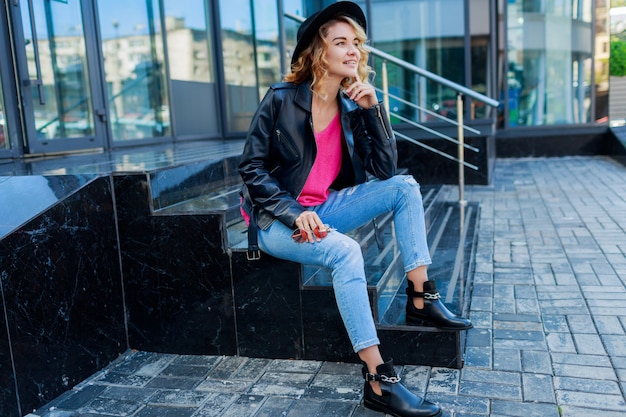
[404,258,432,273]
[353,337,381,353]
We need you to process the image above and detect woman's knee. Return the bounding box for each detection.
[389,175,422,201]
[326,235,363,270]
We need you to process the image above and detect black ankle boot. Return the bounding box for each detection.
[362,359,442,417]
[406,280,473,330]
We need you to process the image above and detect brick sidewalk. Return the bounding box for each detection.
[29,156,626,417]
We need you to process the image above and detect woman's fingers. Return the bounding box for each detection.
[346,77,378,109]
[294,211,325,243]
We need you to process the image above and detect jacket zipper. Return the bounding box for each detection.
[275,129,299,160]
[377,105,391,139]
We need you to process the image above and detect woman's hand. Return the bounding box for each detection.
[345,74,378,109]
[294,211,326,243]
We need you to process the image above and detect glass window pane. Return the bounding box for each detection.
[369,0,465,123]
[20,0,94,140]
[253,1,281,96]
[219,0,258,132]
[164,0,219,137]
[506,0,594,126]
[98,0,171,141]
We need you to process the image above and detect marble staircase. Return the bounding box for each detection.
[0,143,477,417]
[159,160,477,368]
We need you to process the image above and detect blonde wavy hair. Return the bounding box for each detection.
[285,15,373,101]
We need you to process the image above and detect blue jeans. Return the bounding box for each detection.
[257,175,432,353]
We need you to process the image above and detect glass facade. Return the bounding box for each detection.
[98,0,171,141]
[20,0,95,140]
[0,0,615,159]
[504,0,602,126]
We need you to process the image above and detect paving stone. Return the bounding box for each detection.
[80,397,143,416]
[494,319,542,333]
[248,371,311,397]
[565,314,596,333]
[145,376,203,390]
[251,396,293,417]
[134,355,177,377]
[572,333,606,355]
[522,373,555,403]
[195,378,252,393]
[305,373,362,401]
[110,351,175,375]
[267,359,322,374]
[461,368,520,385]
[555,390,626,412]
[552,363,617,380]
[464,346,491,368]
[468,310,492,328]
[601,334,626,356]
[54,385,107,410]
[230,358,272,380]
[494,329,544,342]
[216,395,264,417]
[186,393,237,417]
[160,364,211,378]
[494,313,542,323]
[557,405,626,417]
[399,365,431,392]
[315,401,356,416]
[493,348,521,372]
[428,367,460,394]
[148,390,208,407]
[458,380,521,401]
[98,386,157,402]
[133,406,197,417]
[427,393,490,415]
[550,352,613,367]
[98,372,153,387]
[466,328,492,348]
[521,350,551,374]
[490,399,560,417]
[318,361,362,376]
[282,399,323,417]
[553,376,622,394]
[545,332,576,353]
[207,356,247,379]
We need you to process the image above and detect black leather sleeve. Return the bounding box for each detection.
[353,103,397,180]
[238,87,305,228]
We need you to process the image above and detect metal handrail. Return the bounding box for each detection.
[284,11,499,205]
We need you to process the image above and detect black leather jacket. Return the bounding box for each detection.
[239,80,397,231]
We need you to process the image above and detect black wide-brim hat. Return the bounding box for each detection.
[291,1,366,65]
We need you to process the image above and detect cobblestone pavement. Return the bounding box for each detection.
[29,156,626,417]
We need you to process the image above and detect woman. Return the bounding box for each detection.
[239,2,471,416]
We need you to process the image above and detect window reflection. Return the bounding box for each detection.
[369,0,466,123]
[98,0,170,141]
[20,0,94,140]
[164,0,219,137]
[506,0,594,126]
[219,0,281,132]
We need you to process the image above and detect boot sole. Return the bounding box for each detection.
[364,398,443,417]
[405,315,473,330]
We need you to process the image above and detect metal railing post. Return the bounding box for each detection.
[382,61,390,115]
[456,93,467,207]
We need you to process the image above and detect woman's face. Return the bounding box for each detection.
[323,21,361,82]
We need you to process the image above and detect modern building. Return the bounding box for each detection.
[1,0,623,162]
